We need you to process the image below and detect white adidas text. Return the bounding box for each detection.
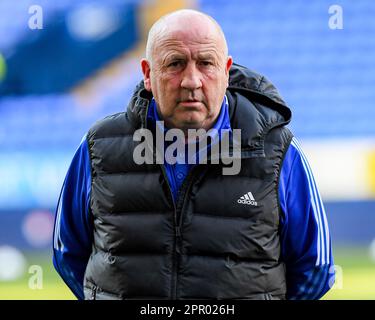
[237,199,258,206]
[237,192,258,206]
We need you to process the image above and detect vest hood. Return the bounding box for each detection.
[228,63,291,123]
[226,63,292,154]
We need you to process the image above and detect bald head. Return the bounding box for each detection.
[140,9,233,132]
[145,9,229,65]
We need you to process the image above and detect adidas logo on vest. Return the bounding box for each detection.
[237,192,258,206]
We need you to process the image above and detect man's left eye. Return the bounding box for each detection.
[199,61,212,66]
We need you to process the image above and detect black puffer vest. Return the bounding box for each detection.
[83,64,293,300]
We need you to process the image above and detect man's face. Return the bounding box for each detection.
[141,23,233,132]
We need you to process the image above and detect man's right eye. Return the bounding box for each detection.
[167,60,183,68]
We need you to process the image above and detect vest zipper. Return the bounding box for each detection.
[175,165,202,229]
[175,226,181,237]
[158,164,179,299]
[172,165,203,298]
[160,164,203,299]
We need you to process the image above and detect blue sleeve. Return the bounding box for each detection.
[279,137,335,300]
[52,136,93,300]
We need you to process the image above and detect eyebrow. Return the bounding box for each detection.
[197,50,221,60]
[162,53,186,64]
[197,53,215,60]
[167,54,186,60]
[197,53,222,67]
[161,49,220,66]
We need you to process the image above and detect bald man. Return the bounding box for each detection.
[53,9,334,300]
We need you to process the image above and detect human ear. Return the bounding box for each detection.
[226,56,233,75]
[225,56,233,86]
[141,59,152,91]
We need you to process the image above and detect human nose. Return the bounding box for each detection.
[180,63,202,90]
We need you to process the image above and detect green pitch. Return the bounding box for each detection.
[0,247,374,300]
[0,252,76,300]
[323,246,375,300]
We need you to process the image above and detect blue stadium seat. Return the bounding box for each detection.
[199,0,375,138]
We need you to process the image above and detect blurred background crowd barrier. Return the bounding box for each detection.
[0,0,374,299]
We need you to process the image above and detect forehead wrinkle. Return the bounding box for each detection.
[156,37,224,63]
[147,11,229,63]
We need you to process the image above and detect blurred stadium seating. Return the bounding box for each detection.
[199,0,375,138]
[0,0,375,299]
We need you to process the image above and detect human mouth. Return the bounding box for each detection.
[179,100,202,107]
